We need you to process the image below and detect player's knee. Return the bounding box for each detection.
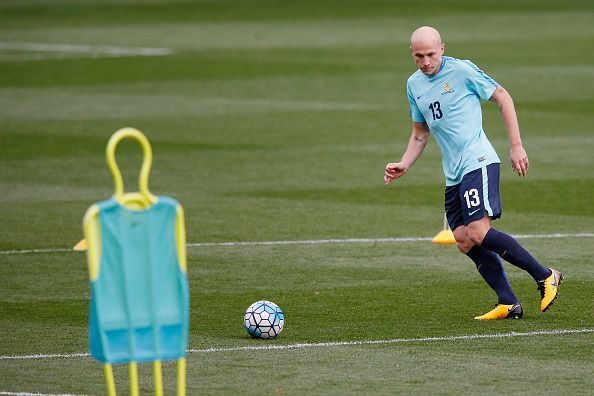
[465,218,491,246]
[453,232,473,254]
[466,228,485,246]
[456,239,473,254]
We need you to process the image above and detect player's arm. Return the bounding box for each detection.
[384,122,430,185]
[490,86,529,177]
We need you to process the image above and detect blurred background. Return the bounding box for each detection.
[1,1,593,394]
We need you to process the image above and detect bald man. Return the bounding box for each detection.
[384,26,562,320]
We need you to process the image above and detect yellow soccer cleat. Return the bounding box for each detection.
[474,302,523,320]
[538,268,563,312]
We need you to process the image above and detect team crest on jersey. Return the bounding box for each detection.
[441,82,454,95]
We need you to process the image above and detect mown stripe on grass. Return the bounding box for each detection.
[1,328,592,360]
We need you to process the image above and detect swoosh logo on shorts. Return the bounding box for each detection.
[468,209,481,216]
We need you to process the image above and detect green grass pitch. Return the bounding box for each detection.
[1,0,593,394]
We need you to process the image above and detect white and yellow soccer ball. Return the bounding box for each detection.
[244,300,284,339]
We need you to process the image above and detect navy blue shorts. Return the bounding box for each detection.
[445,163,502,230]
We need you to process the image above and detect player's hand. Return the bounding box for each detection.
[384,162,408,186]
[510,145,529,177]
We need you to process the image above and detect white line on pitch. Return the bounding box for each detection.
[0,42,173,55]
[186,232,594,248]
[1,232,593,255]
[189,236,432,247]
[0,392,88,396]
[0,248,72,255]
[0,353,90,360]
[190,328,594,353]
[0,42,172,61]
[1,328,592,360]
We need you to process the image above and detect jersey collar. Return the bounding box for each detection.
[428,56,447,79]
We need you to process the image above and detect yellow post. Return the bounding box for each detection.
[177,358,186,396]
[88,128,188,396]
[153,361,164,396]
[129,362,139,396]
[106,127,157,206]
[104,364,117,396]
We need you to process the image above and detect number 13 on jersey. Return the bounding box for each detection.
[429,101,443,120]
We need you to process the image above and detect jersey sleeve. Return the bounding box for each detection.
[459,60,499,100]
[406,80,425,123]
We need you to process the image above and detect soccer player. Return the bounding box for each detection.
[384,26,562,319]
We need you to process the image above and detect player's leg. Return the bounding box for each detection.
[461,163,562,312]
[478,226,562,312]
[452,225,518,304]
[445,183,520,319]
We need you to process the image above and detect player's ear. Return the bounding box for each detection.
[440,43,445,54]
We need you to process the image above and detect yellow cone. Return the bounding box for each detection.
[432,229,456,244]
[73,238,88,251]
[432,214,456,244]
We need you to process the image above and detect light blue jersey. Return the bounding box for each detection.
[407,56,500,185]
[89,196,189,364]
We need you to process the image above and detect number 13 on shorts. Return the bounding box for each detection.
[464,188,480,208]
[444,164,502,229]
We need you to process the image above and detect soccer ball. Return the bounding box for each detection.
[244,300,285,339]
